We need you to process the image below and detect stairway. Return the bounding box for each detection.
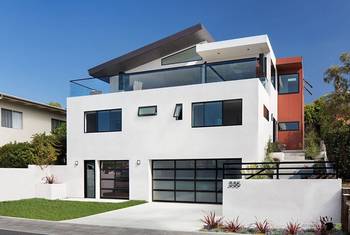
[282,150,306,161]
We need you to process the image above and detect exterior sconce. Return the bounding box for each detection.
[74,161,79,167]
[136,160,141,166]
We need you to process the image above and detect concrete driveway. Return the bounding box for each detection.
[64,202,222,232]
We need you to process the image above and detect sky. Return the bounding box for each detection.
[0,0,349,107]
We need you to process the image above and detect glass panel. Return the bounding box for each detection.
[1,109,12,128]
[97,111,110,132]
[100,179,114,188]
[217,159,242,168]
[176,192,195,202]
[138,106,157,116]
[176,181,194,190]
[12,111,22,129]
[153,161,174,169]
[263,105,269,121]
[153,170,174,179]
[192,103,204,127]
[196,192,216,203]
[176,170,195,179]
[176,160,195,169]
[85,112,97,133]
[217,181,223,191]
[161,46,202,65]
[109,110,122,131]
[196,181,216,191]
[206,59,257,83]
[217,193,223,203]
[85,160,95,198]
[196,160,216,168]
[279,74,299,94]
[153,180,174,190]
[153,191,174,201]
[223,100,242,125]
[196,170,216,179]
[278,122,299,131]
[173,104,183,120]
[204,102,222,126]
[271,61,276,89]
[126,66,202,91]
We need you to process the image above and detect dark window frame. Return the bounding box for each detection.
[84,108,122,133]
[263,105,269,121]
[51,118,66,132]
[278,121,300,131]
[278,73,299,95]
[271,60,277,89]
[138,105,157,117]
[161,46,202,66]
[191,99,243,128]
[173,103,183,120]
[1,108,23,129]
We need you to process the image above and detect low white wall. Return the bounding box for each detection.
[223,179,341,227]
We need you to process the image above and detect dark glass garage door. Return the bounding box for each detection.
[100,160,129,199]
[152,159,241,204]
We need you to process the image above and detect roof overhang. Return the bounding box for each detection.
[88,23,214,78]
[0,93,66,115]
[196,35,276,63]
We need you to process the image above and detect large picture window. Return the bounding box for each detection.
[278,122,299,131]
[192,99,242,127]
[85,109,121,133]
[278,74,299,94]
[1,108,22,129]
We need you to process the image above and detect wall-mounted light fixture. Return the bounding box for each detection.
[136,160,141,166]
[74,161,79,167]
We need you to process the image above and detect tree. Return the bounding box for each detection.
[0,142,36,168]
[48,102,62,108]
[52,123,67,165]
[323,52,350,93]
[31,133,58,168]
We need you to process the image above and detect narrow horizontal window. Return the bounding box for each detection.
[173,104,182,120]
[278,74,299,94]
[161,46,202,66]
[1,108,22,129]
[138,106,157,116]
[85,109,122,133]
[278,122,299,131]
[263,105,269,121]
[192,99,242,128]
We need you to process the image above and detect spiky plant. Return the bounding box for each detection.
[254,219,271,233]
[285,221,302,235]
[201,211,223,230]
[224,217,243,233]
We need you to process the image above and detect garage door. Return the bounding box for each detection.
[152,159,241,204]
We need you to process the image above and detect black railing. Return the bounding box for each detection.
[223,161,338,179]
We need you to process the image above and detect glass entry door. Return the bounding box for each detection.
[100,160,129,199]
[84,160,96,198]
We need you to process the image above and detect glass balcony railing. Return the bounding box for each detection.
[70,58,268,97]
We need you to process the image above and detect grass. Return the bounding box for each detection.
[0,198,145,221]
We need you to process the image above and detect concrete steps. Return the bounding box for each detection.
[283,150,306,161]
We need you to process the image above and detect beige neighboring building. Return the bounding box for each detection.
[0,93,66,146]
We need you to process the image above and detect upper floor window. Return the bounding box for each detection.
[138,106,157,116]
[51,119,66,132]
[1,108,22,129]
[161,46,202,66]
[278,74,299,94]
[263,105,269,121]
[278,121,299,131]
[85,109,121,133]
[173,104,182,120]
[192,99,242,128]
[271,61,277,89]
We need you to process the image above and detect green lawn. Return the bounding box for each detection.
[0,198,145,221]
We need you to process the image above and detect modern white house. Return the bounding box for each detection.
[0,92,66,146]
[66,24,281,203]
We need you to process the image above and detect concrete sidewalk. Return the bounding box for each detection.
[0,216,226,235]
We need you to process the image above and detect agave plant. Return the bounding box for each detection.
[224,217,243,233]
[201,211,223,230]
[285,221,302,235]
[42,174,56,184]
[313,216,334,234]
[254,218,271,233]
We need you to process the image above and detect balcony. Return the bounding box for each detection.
[70,58,268,97]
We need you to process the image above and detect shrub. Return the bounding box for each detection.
[254,219,271,233]
[201,211,223,230]
[31,133,58,168]
[0,142,35,168]
[52,124,66,165]
[42,174,56,184]
[224,217,242,233]
[305,129,320,159]
[285,221,302,235]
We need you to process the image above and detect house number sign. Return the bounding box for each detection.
[227,181,241,189]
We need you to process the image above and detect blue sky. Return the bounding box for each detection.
[0,0,349,106]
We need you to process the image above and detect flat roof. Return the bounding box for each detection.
[0,92,66,115]
[88,23,214,78]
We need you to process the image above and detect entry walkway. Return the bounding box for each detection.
[65,202,222,232]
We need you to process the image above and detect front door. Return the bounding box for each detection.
[100,160,129,199]
[84,160,96,198]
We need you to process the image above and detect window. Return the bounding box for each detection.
[51,119,66,132]
[138,106,157,116]
[192,99,242,127]
[85,109,121,133]
[173,104,182,120]
[271,61,276,89]
[1,108,22,129]
[278,122,299,131]
[263,105,269,121]
[278,74,299,94]
[161,46,202,65]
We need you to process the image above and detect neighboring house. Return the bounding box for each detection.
[0,93,66,146]
[66,24,304,203]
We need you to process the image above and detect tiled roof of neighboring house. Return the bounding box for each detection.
[0,92,66,115]
[88,23,214,78]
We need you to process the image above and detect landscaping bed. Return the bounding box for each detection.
[0,198,145,221]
